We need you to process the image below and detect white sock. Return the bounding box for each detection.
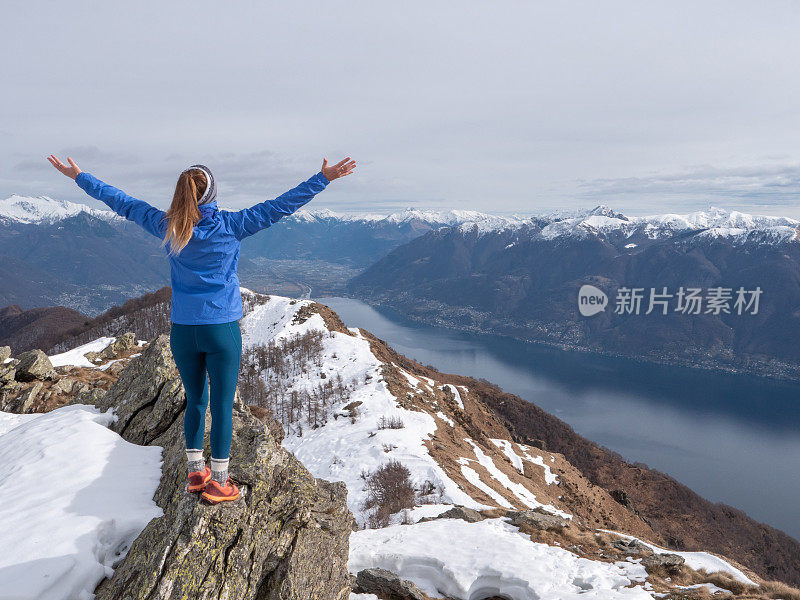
[186,448,205,473]
[186,448,204,463]
[210,457,229,484]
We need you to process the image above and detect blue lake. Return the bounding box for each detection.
[317,296,800,540]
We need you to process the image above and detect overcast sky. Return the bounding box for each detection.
[4,1,800,217]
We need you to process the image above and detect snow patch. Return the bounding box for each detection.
[463,439,570,517]
[391,503,456,525]
[435,411,454,427]
[677,583,731,595]
[48,337,116,368]
[441,384,464,409]
[458,461,514,509]
[518,443,560,485]
[0,405,163,600]
[395,365,425,389]
[490,438,525,473]
[349,518,654,600]
[601,530,756,585]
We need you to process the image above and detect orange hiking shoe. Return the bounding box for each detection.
[201,478,240,504]
[187,465,212,492]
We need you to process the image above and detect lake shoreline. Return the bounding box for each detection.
[342,293,800,384]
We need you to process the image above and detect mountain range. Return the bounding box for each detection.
[8,192,800,377]
[349,205,800,378]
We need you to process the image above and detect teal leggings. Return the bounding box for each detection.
[169,320,242,460]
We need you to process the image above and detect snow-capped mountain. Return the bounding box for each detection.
[535,205,800,246]
[1,289,788,599]
[3,192,796,241]
[291,206,526,232]
[0,194,119,224]
[0,193,523,230]
[296,204,800,247]
[407,204,800,245]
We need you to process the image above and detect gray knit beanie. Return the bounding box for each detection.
[181,164,216,205]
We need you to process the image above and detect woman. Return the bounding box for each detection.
[47,154,356,504]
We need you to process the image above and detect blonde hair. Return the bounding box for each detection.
[160,169,208,256]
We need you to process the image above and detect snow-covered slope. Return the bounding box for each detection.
[239,295,575,525]
[0,405,162,600]
[240,296,495,519]
[0,194,118,224]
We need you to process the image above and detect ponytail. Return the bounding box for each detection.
[161,169,207,256]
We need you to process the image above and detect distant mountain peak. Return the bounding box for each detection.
[588,205,629,221]
[0,194,117,224]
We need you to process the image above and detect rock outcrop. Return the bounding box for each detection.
[612,538,654,556]
[0,357,17,384]
[13,348,56,381]
[352,567,430,600]
[504,508,571,531]
[418,505,485,524]
[0,337,132,412]
[642,553,686,572]
[83,334,355,600]
[84,331,137,363]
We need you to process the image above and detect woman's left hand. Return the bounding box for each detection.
[47,155,82,180]
[321,157,356,182]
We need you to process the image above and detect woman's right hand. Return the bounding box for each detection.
[47,155,82,180]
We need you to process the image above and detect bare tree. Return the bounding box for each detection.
[362,459,416,528]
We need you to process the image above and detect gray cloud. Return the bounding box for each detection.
[575,162,800,216]
[4,1,800,217]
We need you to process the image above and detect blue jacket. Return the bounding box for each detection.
[75,170,330,325]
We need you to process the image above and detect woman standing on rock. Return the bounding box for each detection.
[47,154,356,503]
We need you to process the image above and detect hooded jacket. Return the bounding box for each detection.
[74,170,330,325]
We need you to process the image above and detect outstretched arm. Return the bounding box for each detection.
[224,157,356,241]
[47,155,167,239]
